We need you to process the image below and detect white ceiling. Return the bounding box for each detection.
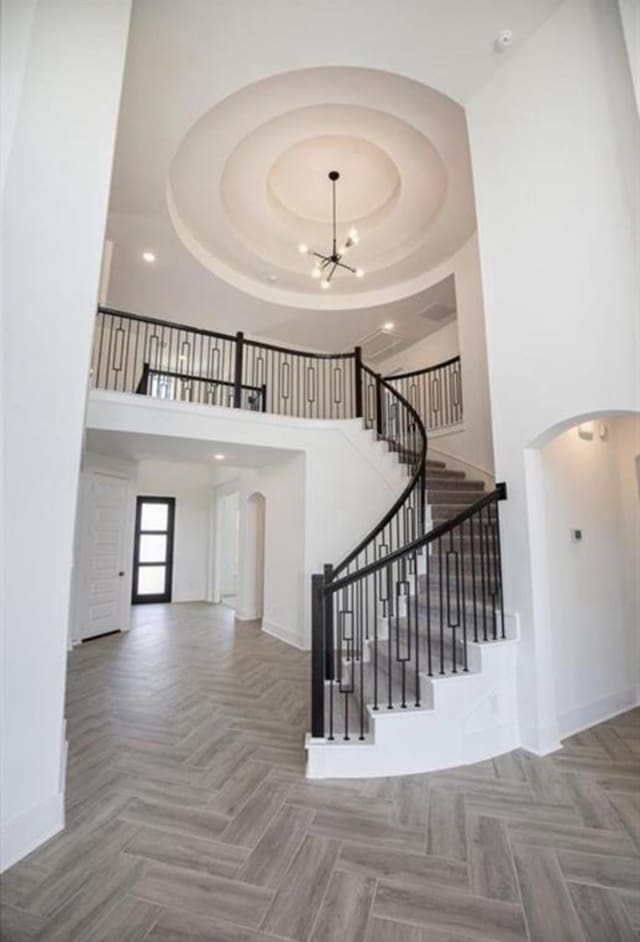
[105,0,563,349]
[85,429,295,468]
[167,70,475,308]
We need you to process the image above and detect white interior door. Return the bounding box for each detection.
[78,471,129,641]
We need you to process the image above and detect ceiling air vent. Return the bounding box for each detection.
[358,328,412,365]
[420,303,455,322]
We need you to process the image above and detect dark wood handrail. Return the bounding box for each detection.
[98,305,235,343]
[146,365,263,393]
[329,483,507,593]
[384,355,461,382]
[98,306,355,364]
[98,305,458,375]
[331,364,428,578]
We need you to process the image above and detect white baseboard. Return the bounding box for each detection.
[428,423,465,440]
[520,724,563,757]
[262,620,309,651]
[0,791,65,873]
[557,688,639,739]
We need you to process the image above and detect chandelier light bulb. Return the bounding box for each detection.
[298,242,309,255]
[311,267,322,279]
[321,280,331,290]
[355,268,365,278]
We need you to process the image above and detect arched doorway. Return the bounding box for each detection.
[526,410,640,740]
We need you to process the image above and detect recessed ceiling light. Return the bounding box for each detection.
[142,251,156,263]
[268,273,278,282]
[213,453,225,461]
[383,321,395,330]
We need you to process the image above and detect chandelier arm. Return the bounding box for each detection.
[335,259,357,273]
[326,260,339,283]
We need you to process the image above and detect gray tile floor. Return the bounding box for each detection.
[1,602,638,941]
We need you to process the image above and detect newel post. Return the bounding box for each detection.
[323,564,335,681]
[136,361,150,396]
[353,345,363,419]
[233,331,244,409]
[311,574,325,738]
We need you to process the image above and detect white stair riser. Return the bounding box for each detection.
[307,637,519,778]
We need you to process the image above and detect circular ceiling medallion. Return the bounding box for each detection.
[167,67,476,309]
[268,135,400,224]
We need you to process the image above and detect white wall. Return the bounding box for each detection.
[618,0,640,114]
[214,459,305,645]
[137,460,212,603]
[467,0,639,752]
[378,236,495,475]
[543,417,640,736]
[0,0,38,194]
[0,0,132,871]
[381,321,460,377]
[254,456,306,644]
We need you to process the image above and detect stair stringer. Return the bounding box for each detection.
[306,628,519,779]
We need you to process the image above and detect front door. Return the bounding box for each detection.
[132,496,175,604]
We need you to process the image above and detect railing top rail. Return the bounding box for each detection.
[146,366,262,392]
[332,367,428,578]
[98,305,235,343]
[384,355,461,382]
[329,482,507,593]
[98,305,356,363]
[243,336,356,361]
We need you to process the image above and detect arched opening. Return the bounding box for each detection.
[213,490,240,611]
[244,492,266,621]
[527,410,640,739]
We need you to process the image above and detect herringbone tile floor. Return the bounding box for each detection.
[1,603,638,941]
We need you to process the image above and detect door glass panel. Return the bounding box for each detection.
[139,533,167,563]
[140,502,168,531]
[137,565,166,596]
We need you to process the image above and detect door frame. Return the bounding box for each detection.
[132,496,176,604]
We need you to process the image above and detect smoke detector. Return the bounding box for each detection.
[494,29,513,53]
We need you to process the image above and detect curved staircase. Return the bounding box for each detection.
[308,444,514,778]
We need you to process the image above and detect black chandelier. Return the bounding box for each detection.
[298,171,364,289]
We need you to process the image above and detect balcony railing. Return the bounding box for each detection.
[92,307,463,431]
[385,356,463,430]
